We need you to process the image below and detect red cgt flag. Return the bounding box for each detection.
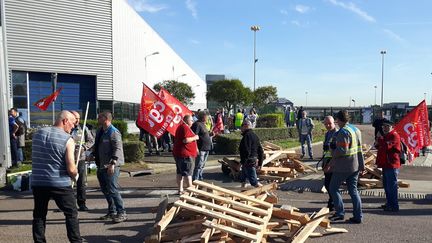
[394,100,431,160]
[158,87,192,136]
[137,84,176,138]
[33,87,63,111]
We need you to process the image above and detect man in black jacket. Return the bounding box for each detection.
[239,120,263,188]
[192,111,212,181]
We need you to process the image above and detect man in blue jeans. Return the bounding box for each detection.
[375,120,401,212]
[325,110,364,224]
[93,111,127,223]
[239,120,263,188]
[298,111,314,159]
[192,111,212,181]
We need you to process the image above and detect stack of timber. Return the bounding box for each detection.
[145,181,347,243]
[218,141,317,182]
[358,147,410,189]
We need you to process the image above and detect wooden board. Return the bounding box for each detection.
[259,166,292,173]
[292,159,318,173]
[291,207,330,243]
[263,141,282,151]
[262,152,283,166]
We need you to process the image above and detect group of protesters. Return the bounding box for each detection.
[6,104,410,242]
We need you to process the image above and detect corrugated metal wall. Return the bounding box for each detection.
[4,0,113,100]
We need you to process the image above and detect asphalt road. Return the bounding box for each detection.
[0,124,431,242]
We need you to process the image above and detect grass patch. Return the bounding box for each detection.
[7,163,32,173]
[271,135,325,149]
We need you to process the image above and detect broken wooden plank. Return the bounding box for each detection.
[293,159,318,173]
[365,166,382,178]
[262,152,283,166]
[241,182,278,196]
[187,187,269,216]
[193,180,273,208]
[202,220,257,242]
[272,207,310,224]
[263,141,282,151]
[259,166,293,173]
[291,207,330,243]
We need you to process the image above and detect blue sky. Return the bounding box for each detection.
[128,0,432,107]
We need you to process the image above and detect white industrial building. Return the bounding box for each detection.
[0,0,206,171]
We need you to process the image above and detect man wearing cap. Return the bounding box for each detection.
[326,110,363,224]
[239,120,263,188]
[376,120,401,212]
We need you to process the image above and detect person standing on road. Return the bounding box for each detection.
[376,120,401,212]
[298,111,314,159]
[94,111,127,223]
[70,111,94,212]
[322,116,338,211]
[15,111,27,164]
[372,110,388,139]
[173,115,199,194]
[234,109,244,130]
[31,110,82,243]
[239,120,264,188]
[8,108,19,167]
[326,110,363,224]
[192,111,212,181]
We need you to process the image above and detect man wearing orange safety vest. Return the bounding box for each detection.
[325,110,364,224]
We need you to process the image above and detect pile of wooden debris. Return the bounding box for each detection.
[145,181,347,243]
[358,146,410,189]
[219,141,317,183]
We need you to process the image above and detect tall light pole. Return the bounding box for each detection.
[424,92,427,101]
[380,50,386,107]
[176,73,186,81]
[251,25,260,92]
[374,85,377,105]
[144,51,159,82]
[305,91,308,106]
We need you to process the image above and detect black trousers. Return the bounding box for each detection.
[76,161,87,207]
[324,172,334,209]
[32,186,82,243]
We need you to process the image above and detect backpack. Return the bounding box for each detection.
[15,118,26,137]
[399,140,409,165]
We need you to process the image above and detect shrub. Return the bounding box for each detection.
[86,119,128,136]
[257,113,284,128]
[22,140,144,163]
[214,122,326,155]
[123,141,146,162]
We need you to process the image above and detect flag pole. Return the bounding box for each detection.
[74,101,90,185]
[52,73,57,124]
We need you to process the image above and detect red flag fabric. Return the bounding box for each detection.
[137,84,176,138]
[33,87,63,111]
[158,87,192,136]
[394,100,431,160]
[212,112,224,135]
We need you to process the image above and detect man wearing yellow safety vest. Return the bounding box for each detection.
[325,110,364,224]
[322,116,337,211]
[234,109,244,130]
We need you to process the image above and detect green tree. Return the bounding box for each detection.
[253,86,278,110]
[153,80,195,105]
[206,79,253,113]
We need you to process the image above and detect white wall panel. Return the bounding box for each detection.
[113,0,206,110]
[4,0,113,100]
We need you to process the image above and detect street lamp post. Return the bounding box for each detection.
[380,50,386,107]
[176,74,187,81]
[374,85,377,105]
[251,25,260,92]
[144,51,160,82]
[305,91,308,106]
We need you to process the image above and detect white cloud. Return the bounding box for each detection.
[280,9,289,15]
[291,20,301,27]
[327,0,375,23]
[189,39,200,45]
[186,0,198,19]
[295,4,310,14]
[128,0,168,13]
[383,29,406,43]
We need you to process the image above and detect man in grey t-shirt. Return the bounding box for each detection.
[298,111,314,159]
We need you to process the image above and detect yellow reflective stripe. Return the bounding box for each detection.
[324,150,332,158]
[341,126,358,156]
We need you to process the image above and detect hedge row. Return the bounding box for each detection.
[214,122,326,155]
[23,140,145,163]
[256,113,285,128]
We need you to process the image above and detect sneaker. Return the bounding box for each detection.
[113,213,128,223]
[78,205,89,212]
[309,156,314,160]
[255,182,263,187]
[378,204,387,209]
[99,213,115,220]
[241,183,247,188]
[329,214,344,221]
[300,154,305,159]
[348,217,362,224]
